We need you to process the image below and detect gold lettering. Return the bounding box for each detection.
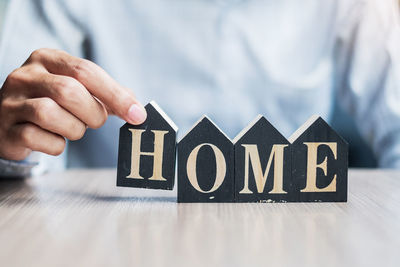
[186,143,226,193]
[301,142,337,192]
[239,144,288,194]
[127,129,168,181]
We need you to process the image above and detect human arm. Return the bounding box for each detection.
[0,0,146,175]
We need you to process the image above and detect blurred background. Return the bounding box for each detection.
[1,0,397,168]
[0,0,6,32]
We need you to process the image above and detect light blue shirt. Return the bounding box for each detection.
[0,0,399,174]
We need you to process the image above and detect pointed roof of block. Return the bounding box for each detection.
[146,100,178,132]
[179,115,232,144]
[288,115,347,144]
[233,115,288,144]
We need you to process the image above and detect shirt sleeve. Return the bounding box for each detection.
[0,158,37,178]
[0,0,87,175]
[334,0,400,168]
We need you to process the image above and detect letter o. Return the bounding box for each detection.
[186,143,226,193]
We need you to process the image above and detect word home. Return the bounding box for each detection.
[117,101,348,203]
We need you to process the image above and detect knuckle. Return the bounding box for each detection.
[19,124,35,147]
[54,77,79,101]
[68,121,86,141]
[3,66,39,93]
[72,59,93,80]
[5,69,25,87]
[33,98,56,124]
[0,97,14,114]
[50,138,66,156]
[0,98,16,126]
[29,48,50,62]
[89,112,107,129]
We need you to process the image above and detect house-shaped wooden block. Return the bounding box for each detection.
[178,116,234,202]
[234,115,292,202]
[289,115,348,202]
[116,101,178,190]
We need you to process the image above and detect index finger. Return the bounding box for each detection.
[28,48,147,125]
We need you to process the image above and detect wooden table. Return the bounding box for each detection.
[0,169,399,267]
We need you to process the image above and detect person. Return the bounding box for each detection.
[0,0,399,177]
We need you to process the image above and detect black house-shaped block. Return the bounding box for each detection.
[178,116,234,203]
[234,115,292,202]
[116,101,178,190]
[289,115,348,202]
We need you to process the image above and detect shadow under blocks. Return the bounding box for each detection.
[116,101,348,203]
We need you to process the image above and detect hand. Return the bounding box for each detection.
[0,48,147,161]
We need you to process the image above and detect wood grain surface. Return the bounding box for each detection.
[0,169,399,267]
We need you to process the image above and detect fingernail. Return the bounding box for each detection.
[127,103,147,124]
